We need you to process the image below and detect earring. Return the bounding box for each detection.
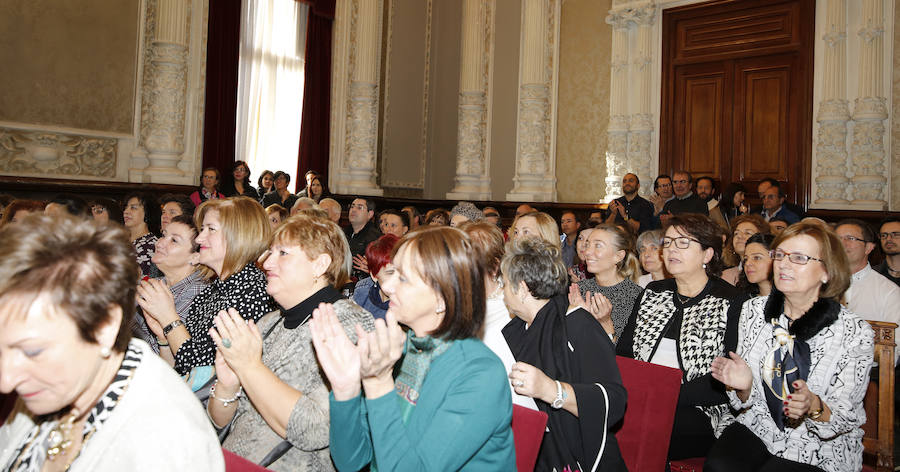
[702,263,707,269]
[436,305,445,315]
[100,347,111,358]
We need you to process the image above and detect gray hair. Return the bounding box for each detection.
[500,236,567,300]
[636,229,664,250]
[450,201,483,223]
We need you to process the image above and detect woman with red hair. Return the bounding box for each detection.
[352,234,400,320]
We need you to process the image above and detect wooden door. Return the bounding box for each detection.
[660,0,814,208]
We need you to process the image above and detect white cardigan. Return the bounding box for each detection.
[0,339,224,472]
[728,296,874,472]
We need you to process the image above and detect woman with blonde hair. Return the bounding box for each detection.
[207,214,374,470]
[569,224,643,342]
[140,197,275,375]
[509,211,560,248]
[709,222,872,472]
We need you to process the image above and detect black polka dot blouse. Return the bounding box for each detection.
[173,262,275,375]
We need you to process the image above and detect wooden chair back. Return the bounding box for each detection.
[862,320,896,472]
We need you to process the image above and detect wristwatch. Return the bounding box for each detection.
[163,319,184,336]
[551,380,568,409]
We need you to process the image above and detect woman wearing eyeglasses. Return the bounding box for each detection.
[618,214,746,461]
[707,222,873,472]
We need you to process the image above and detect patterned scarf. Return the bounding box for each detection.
[4,342,142,472]
[761,319,810,430]
[393,333,453,424]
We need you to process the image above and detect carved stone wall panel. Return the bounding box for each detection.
[0,127,117,178]
[348,81,379,170]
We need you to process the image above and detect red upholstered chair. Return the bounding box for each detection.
[511,404,549,472]
[614,356,682,472]
[223,448,271,472]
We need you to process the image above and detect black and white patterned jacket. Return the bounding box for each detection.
[618,277,745,435]
[727,292,874,472]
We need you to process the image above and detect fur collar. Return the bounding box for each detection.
[763,289,840,342]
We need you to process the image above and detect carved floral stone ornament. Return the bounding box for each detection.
[0,128,117,177]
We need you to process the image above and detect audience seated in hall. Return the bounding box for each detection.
[3,164,898,472]
[836,218,900,365]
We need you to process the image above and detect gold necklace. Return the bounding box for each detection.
[46,408,79,461]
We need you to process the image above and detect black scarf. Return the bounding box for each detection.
[281,285,343,329]
[503,295,625,472]
[760,290,838,429]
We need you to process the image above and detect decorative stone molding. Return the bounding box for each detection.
[448,0,495,200]
[814,0,850,205]
[0,127,117,178]
[330,0,384,196]
[507,0,560,202]
[847,0,889,209]
[133,0,190,179]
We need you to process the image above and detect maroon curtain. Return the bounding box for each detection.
[297,0,336,185]
[201,0,242,174]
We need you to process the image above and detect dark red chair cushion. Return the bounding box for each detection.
[511,404,548,472]
[670,457,706,471]
[614,356,683,472]
[223,448,270,472]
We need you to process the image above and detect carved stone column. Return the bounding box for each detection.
[814,0,850,205]
[447,0,495,200]
[507,0,560,202]
[628,6,656,197]
[849,0,888,208]
[331,0,384,196]
[135,0,190,178]
[603,10,630,201]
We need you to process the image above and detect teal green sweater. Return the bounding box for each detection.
[329,337,516,471]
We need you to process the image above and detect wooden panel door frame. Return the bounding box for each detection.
[659,0,814,208]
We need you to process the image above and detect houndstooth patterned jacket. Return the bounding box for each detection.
[618,277,745,436]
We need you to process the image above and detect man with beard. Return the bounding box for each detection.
[874,217,900,286]
[837,219,900,364]
[696,176,728,230]
[605,173,653,233]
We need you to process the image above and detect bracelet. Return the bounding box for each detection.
[210,381,242,407]
[163,319,184,336]
[808,395,824,420]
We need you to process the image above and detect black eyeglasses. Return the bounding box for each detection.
[879,232,900,240]
[839,235,871,244]
[661,236,701,249]
[672,180,688,185]
[770,249,823,265]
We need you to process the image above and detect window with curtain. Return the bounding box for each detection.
[235,0,308,192]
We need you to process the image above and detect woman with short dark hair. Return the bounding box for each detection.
[122,192,162,278]
[221,160,259,199]
[502,237,627,471]
[0,215,223,470]
[262,171,298,210]
[618,213,746,461]
[736,233,776,297]
[708,222,873,472]
[311,227,515,470]
[91,197,124,226]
